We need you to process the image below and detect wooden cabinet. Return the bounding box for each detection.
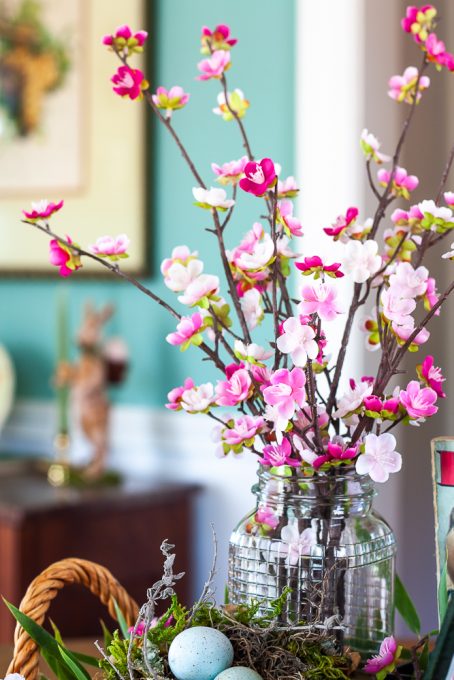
[0,470,200,643]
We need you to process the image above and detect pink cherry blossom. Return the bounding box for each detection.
[197,50,231,80]
[364,635,400,675]
[392,322,430,346]
[165,377,195,410]
[342,239,382,283]
[234,340,273,365]
[299,282,343,321]
[23,199,64,222]
[296,256,344,279]
[241,288,264,329]
[334,380,373,420]
[152,86,189,117]
[229,228,274,273]
[444,191,454,207]
[90,234,130,260]
[389,262,428,298]
[213,89,249,121]
[212,156,248,185]
[178,274,220,306]
[425,32,447,68]
[276,317,318,368]
[399,380,438,419]
[181,382,215,413]
[419,355,446,398]
[193,186,235,210]
[277,200,303,237]
[363,395,383,413]
[388,66,430,104]
[262,437,299,468]
[166,312,204,349]
[239,158,277,197]
[223,415,265,446]
[255,506,279,530]
[401,5,437,43]
[360,129,390,164]
[215,368,252,406]
[279,524,315,565]
[263,368,307,427]
[161,247,203,293]
[49,237,82,277]
[201,24,237,53]
[103,25,148,55]
[380,288,416,326]
[112,66,147,100]
[356,433,402,483]
[277,176,299,198]
[377,166,419,199]
[324,206,359,240]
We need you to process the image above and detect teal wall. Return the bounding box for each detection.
[0,0,296,406]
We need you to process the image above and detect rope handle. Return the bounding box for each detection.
[7,558,139,680]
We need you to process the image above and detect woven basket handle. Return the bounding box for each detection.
[7,558,139,680]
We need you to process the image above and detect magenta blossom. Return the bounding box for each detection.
[324,206,359,240]
[215,368,252,406]
[313,441,358,469]
[90,234,130,260]
[262,437,299,468]
[377,166,419,200]
[364,635,401,675]
[418,355,446,398]
[223,415,265,446]
[49,237,82,277]
[444,191,454,207]
[263,368,307,427]
[401,5,437,43]
[425,32,449,69]
[277,200,303,237]
[212,156,248,185]
[201,24,237,53]
[152,86,189,117]
[165,377,195,410]
[197,50,231,80]
[239,158,277,197]
[399,380,438,419]
[23,199,64,222]
[296,256,344,279]
[388,66,430,104]
[166,312,204,350]
[363,395,383,413]
[111,65,148,100]
[299,282,343,321]
[255,506,279,530]
[103,25,148,55]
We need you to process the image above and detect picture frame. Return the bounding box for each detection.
[0,0,150,277]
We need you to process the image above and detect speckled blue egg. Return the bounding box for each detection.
[168,626,234,680]
[214,668,264,680]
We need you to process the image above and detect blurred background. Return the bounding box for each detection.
[0,0,453,642]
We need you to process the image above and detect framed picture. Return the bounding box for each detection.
[0,0,149,275]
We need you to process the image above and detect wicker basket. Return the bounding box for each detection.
[7,558,139,680]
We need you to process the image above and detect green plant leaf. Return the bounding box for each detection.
[112,597,130,639]
[58,646,90,680]
[3,599,91,680]
[395,574,421,635]
[438,562,448,623]
[70,651,99,668]
[50,619,64,646]
[100,619,113,648]
[41,646,73,680]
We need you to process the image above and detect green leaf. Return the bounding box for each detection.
[3,599,91,680]
[395,574,421,635]
[419,640,430,672]
[438,561,448,623]
[70,651,99,668]
[58,646,90,680]
[50,619,64,646]
[100,619,113,648]
[112,598,130,639]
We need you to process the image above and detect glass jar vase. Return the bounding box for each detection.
[227,466,396,657]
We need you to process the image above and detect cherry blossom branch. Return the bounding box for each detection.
[306,359,323,453]
[415,139,454,266]
[366,159,381,200]
[24,220,227,373]
[269,184,280,369]
[220,73,254,160]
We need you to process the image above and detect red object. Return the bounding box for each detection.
[439,450,454,486]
